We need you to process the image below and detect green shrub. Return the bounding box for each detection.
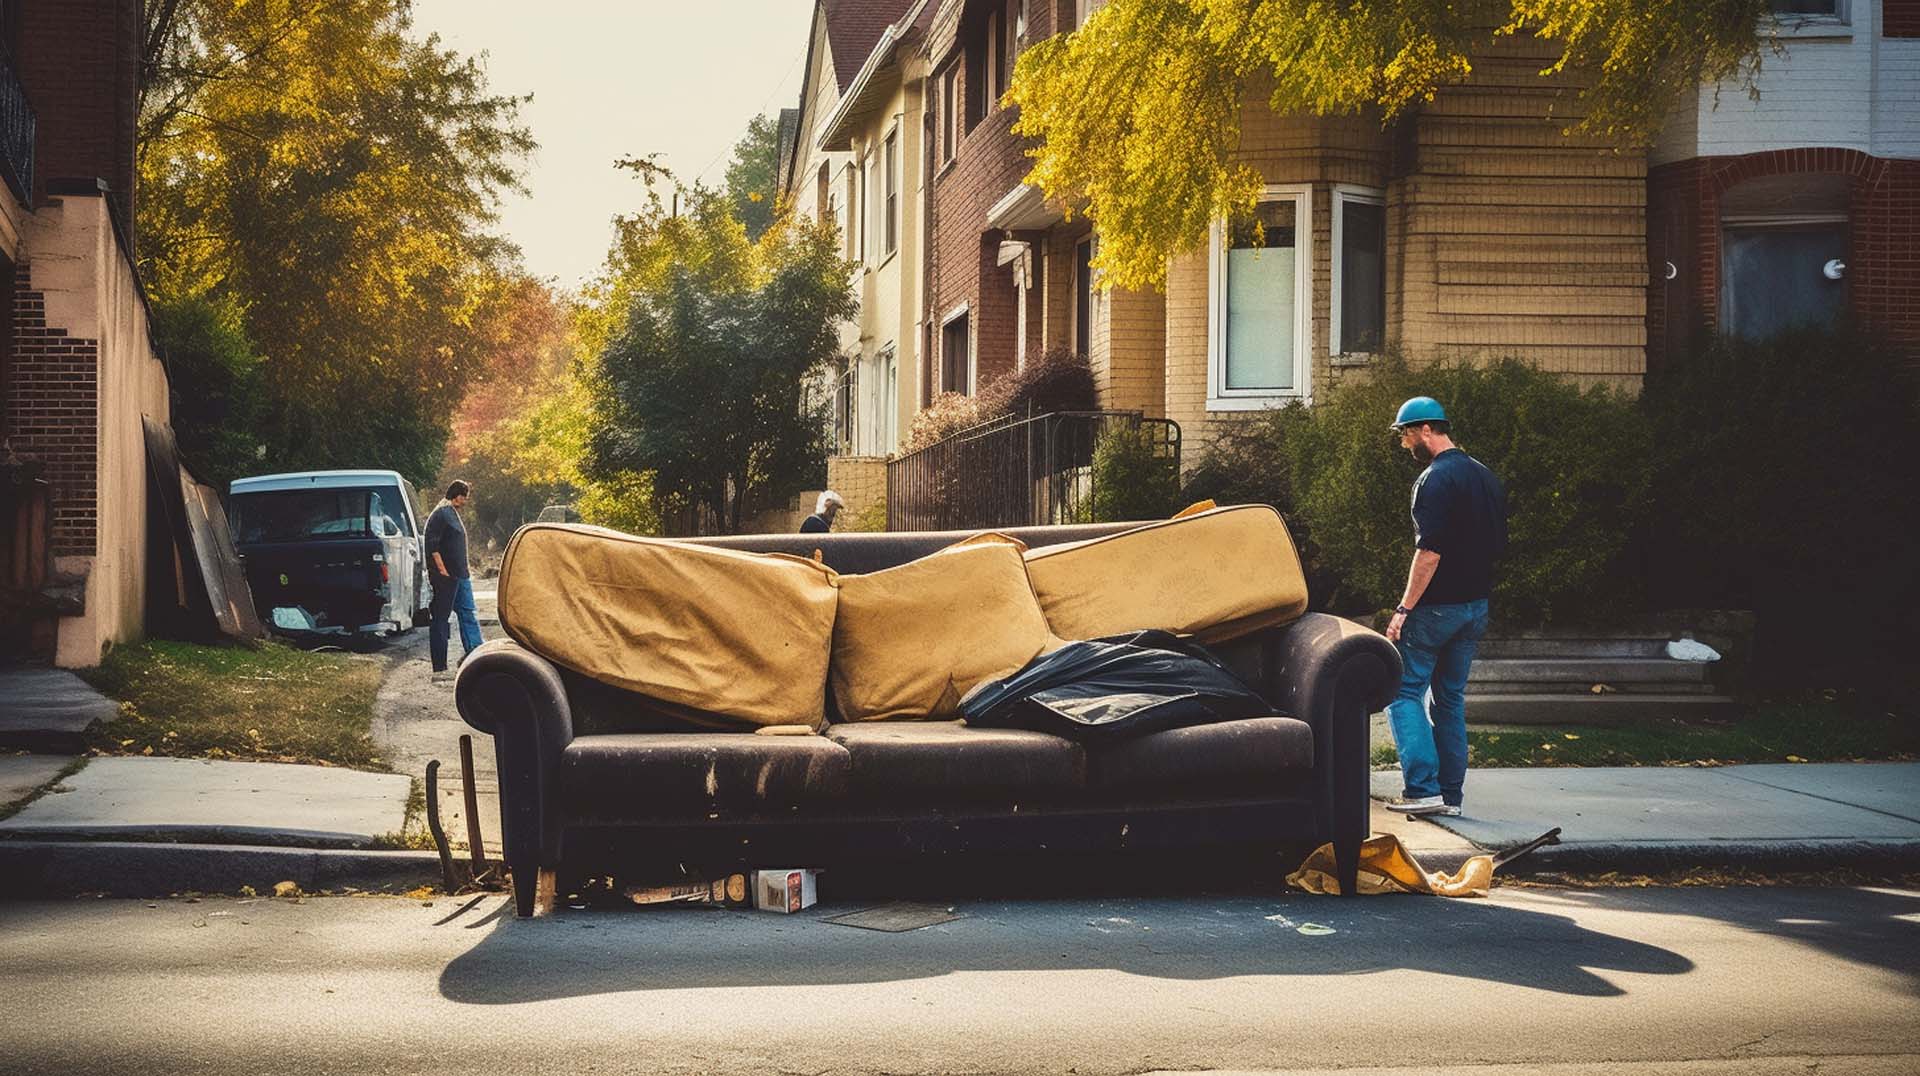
[153,296,265,490]
[1090,422,1181,522]
[1641,327,1919,694]
[1184,357,1652,624]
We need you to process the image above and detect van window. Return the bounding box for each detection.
[232,489,383,543]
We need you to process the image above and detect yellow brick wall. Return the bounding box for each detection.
[826,456,891,529]
[1166,40,1648,472]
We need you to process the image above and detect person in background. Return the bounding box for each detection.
[1381,397,1507,818]
[800,490,844,534]
[425,479,483,682]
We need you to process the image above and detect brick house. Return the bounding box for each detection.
[0,0,174,667]
[1648,0,1920,366]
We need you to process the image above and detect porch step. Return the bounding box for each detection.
[0,665,117,752]
[1467,657,1712,686]
[1465,679,1722,696]
[1476,636,1673,659]
[1463,693,1742,726]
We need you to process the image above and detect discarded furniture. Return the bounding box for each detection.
[456,507,1399,916]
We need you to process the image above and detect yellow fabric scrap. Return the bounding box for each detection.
[1288,834,1495,898]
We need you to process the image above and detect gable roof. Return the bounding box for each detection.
[824,0,917,92]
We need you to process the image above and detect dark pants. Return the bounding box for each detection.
[429,576,483,672]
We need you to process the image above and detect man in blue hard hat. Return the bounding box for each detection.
[1382,396,1507,817]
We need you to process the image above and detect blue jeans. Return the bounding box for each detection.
[1387,599,1490,805]
[430,576,484,672]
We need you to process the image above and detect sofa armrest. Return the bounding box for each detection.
[453,640,574,913]
[1246,613,1402,896]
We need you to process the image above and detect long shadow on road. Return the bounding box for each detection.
[438,886,1700,1005]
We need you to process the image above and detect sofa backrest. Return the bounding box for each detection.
[679,522,1139,575]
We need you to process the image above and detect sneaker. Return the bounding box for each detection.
[1385,795,1449,815]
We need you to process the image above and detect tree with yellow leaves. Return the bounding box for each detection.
[1008,0,1775,290]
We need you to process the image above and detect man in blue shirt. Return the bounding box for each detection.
[425,479,484,682]
[1382,397,1507,817]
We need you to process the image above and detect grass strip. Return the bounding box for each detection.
[78,639,385,770]
[1372,699,1919,769]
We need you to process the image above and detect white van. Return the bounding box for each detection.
[228,470,432,636]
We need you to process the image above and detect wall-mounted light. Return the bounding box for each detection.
[1823,259,1847,281]
[1663,261,1678,281]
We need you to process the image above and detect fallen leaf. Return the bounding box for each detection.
[1785,755,1807,763]
[1297,923,1337,936]
[273,881,303,899]
[1564,733,1581,740]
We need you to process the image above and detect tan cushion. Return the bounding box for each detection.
[1023,504,1308,644]
[831,540,1056,721]
[497,524,840,729]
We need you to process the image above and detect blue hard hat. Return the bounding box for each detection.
[1391,396,1447,430]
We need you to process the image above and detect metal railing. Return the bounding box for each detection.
[0,43,33,205]
[887,410,1181,532]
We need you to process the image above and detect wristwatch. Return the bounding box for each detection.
[1393,604,1412,616]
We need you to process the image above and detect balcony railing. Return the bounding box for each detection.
[887,410,1181,532]
[0,43,34,205]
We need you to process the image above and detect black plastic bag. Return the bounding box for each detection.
[960,629,1274,743]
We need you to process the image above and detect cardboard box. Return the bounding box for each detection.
[753,869,819,913]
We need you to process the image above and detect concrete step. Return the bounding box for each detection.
[1477,636,1672,659]
[1463,693,1742,725]
[1465,679,1723,696]
[0,665,117,752]
[1467,657,1712,685]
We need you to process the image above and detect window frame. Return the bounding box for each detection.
[1766,0,1849,36]
[1330,184,1387,359]
[1207,183,1313,410]
[940,304,973,396]
[1073,234,1095,356]
[883,125,900,258]
[939,64,958,165]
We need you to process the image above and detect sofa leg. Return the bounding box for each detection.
[512,866,537,918]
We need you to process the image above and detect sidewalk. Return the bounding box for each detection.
[5,744,1915,899]
[1369,761,1920,875]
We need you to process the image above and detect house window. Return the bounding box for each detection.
[869,153,882,266]
[1767,0,1848,33]
[940,65,958,162]
[815,164,829,222]
[1719,173,1850,340]
[834,358,857,455]
[1208,186,1311,407]
[883,128,899,257]
[1332,186,1386,356]
[941,310,971,394]
[857,154,868,264]
[968,10,1001,129]
[1068,0,1097,31]
[841,165,856,261]
[1073,235,1094,355]
[1770,0,1840,15]
[999,1,1018,95]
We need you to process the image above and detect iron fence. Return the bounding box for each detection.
[0,43,32,205]
[887,410,1180,532]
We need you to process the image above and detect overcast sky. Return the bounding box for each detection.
[408,1,817,291]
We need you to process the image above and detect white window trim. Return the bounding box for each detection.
[1330,184,1385,360]
[1208,183,1313,411]
[941,302,974,395]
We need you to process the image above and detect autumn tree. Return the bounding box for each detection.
[1009,0,1775,289]
[723,113,781,241]
[139,0,534,484]
[585,185,854,534]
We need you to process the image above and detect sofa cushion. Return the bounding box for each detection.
[825,721,1085,800]
[1087,716,1314,792]
[560,733,851,820]
[831,539,1058,721]
[498,524,840,729]
[1024,504,1308,645]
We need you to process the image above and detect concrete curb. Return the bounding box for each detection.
[0,841,442,899]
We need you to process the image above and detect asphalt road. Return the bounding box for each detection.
[1,883,1915,1075]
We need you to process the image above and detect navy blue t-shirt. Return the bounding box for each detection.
[425,503,470,582]
[1411,448,1507,605]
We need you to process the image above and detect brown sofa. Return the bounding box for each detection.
[455,521,1401,916]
